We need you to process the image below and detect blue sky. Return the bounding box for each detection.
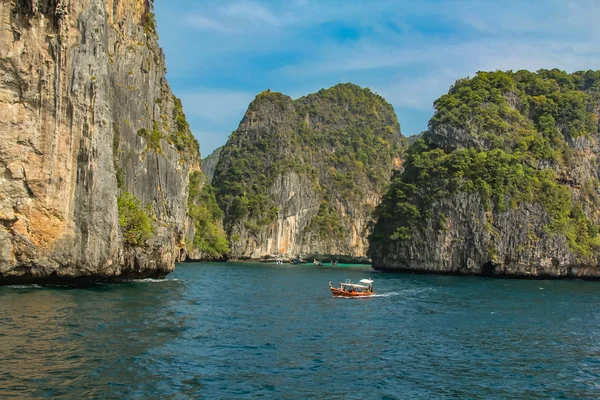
[154,0,600,156]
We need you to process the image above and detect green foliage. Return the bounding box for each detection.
[373,69,600,256]
[214,83,404,241]
[188,172,230,257]
[170,96,199,156]
[376,138,600,254]
[137,121,162,152]
[214,144,279,233]
[295,83,403,191]
[142,0,157,37]
[430,69,598,165]
[117,192,155,247]
[254,89,291,111]
[305,201,346,239]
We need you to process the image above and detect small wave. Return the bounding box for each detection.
[371,292,401,297]
[5,284,43,289]
[129,278,180,283]
[400,287,438,295]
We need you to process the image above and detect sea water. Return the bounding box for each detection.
[1,262,599,399]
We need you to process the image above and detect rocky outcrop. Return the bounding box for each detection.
[0,0,199,283]
[370,69,600,278]
[183,169,229,261]
[201,145,222,183]
[371,191,600,278]
[213,84,404,259]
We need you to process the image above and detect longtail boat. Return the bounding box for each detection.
[329,279,374,297]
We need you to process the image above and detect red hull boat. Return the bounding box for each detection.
[329,279,374,297]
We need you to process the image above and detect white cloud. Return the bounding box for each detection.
[160,0,600,152]
[220,1,287,27]
[185,0,297,34]
[186,15,233,33]
[374,70,458,111]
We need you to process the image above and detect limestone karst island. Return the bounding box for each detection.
[2,0,600,398]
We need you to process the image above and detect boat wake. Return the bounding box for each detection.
[371,291,401,297]
[128,278,180,283]
[5,284,43,289]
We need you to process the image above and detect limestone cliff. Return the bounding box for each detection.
[213,84,404,259]
[370,69,600,278]
[0,0,199,283]
[201,145,222,183]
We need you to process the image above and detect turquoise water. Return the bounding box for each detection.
[1,262,600,399]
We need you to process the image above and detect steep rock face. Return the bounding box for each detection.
[213,84,404,259]
[0,0,198,283]
[201,145,222,183]
[370,69,600,278]
[184,170,229,261]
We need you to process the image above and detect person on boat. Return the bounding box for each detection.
[329,281,333,289]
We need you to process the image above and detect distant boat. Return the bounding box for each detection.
[313,259,323,266]
[329,279,374,297]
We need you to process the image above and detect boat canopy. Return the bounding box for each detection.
[340,282,369,289]
[359,279,373,284]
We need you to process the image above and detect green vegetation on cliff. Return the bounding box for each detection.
[372,69,600,257]
[213,83,404,253]
[188,171,230,257]
[214,131,280,231]
[430,69,599,160]
[137,122,162,152]
[142,0,157,37]
[117,192,155,247]
[170,96,199,156]
[295,83,403,194]
[134,96,198,158]
[305,200,346,239]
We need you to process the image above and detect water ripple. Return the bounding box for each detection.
[1,263,600,398]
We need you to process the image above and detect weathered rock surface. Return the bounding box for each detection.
[0,0,198,283]
[201,145,222,183]
[370,70,600,278]
[213,84,404,260]
[372,191,600,278]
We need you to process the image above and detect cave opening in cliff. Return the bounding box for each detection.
[481,262,497,277]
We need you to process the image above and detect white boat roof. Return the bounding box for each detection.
[359,279,374,284]
[340,283,369,289]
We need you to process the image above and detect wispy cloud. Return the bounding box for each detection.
[374,70,458,111]
[220,1,287,27]
[186,15,233,33]
[185,0,295,34]
[156,0,600,152]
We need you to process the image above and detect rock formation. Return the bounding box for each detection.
[213,84,405,260]
[0,0,199,283]
[201,145,222,183]
[370,69,600,278]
